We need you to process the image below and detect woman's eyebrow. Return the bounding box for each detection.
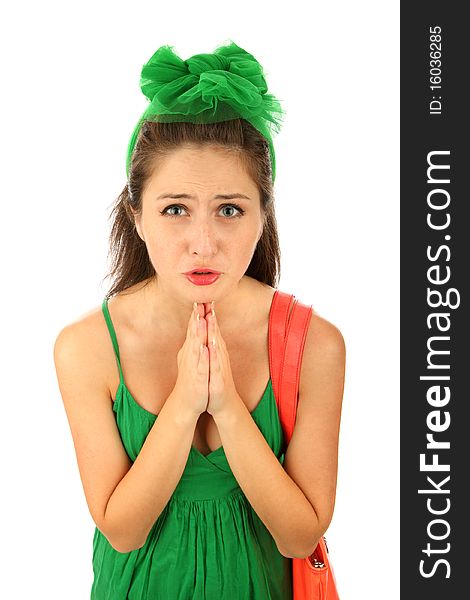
[155,193,252,201]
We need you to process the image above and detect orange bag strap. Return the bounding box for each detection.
[269,290,340,600]
[268,289,313,443]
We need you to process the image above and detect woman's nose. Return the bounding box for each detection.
[189,219,218,256]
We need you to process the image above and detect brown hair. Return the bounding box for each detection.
[101,119,281,298]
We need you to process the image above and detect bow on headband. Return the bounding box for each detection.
[126,40,286,182]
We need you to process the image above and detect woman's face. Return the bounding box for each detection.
[134,144,264,303]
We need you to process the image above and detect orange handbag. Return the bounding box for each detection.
[268,290,340,600]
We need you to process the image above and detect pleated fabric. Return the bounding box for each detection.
[91,298,293,599]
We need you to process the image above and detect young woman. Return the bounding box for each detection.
[53,42,346,599]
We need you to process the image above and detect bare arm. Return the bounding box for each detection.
[54,321,200,554]
[103,392,198,552]
[211,312,346,559]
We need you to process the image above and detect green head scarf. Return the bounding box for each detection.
[125,40,286,182]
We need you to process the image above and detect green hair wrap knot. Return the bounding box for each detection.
[126,40,286,182]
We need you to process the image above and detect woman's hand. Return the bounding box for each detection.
[173,302,210,419]
[202,301,241,419]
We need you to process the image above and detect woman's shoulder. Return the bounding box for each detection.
[55,299,108,343]
[278,287,345,351]
[299,305,346,400]
[272,287,346,382]
[307,310,345,357]
[53,300,115,393]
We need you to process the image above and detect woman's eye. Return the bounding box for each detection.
[160,204,245,219]
[220,204,244,218]
[161,205,185,218]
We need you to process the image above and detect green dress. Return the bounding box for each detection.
[91,298,293,599]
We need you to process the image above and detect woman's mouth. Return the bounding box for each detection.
[184,272,221,286]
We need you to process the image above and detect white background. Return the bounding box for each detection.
[1,1,399,598]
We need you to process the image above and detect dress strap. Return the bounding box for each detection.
[101,297,124,384]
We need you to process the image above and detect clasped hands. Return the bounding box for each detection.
[194,301,240,419]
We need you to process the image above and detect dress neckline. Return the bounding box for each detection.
[102,289,277,459]
[117,377,273,459]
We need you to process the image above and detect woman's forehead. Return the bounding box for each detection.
[153,145,246,173]
[145,147,259,199]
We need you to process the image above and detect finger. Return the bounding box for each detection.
[208,309,218,352]
[198,341,208,371]
[196,304,209,370]
[193,301,204,325]
[191,301,205,320]
[202,302,211,318]
[197,305,207,346]
[196,302,205,320]
[195,315,206,365]
[203,301,215,318]
[191,304,203,352]
[208,328,219,370]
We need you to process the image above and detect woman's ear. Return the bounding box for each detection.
[135,218,145,242]
[130,208,145,242]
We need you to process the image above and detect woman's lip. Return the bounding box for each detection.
[184,270,221,275]
[184,273,221,286]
